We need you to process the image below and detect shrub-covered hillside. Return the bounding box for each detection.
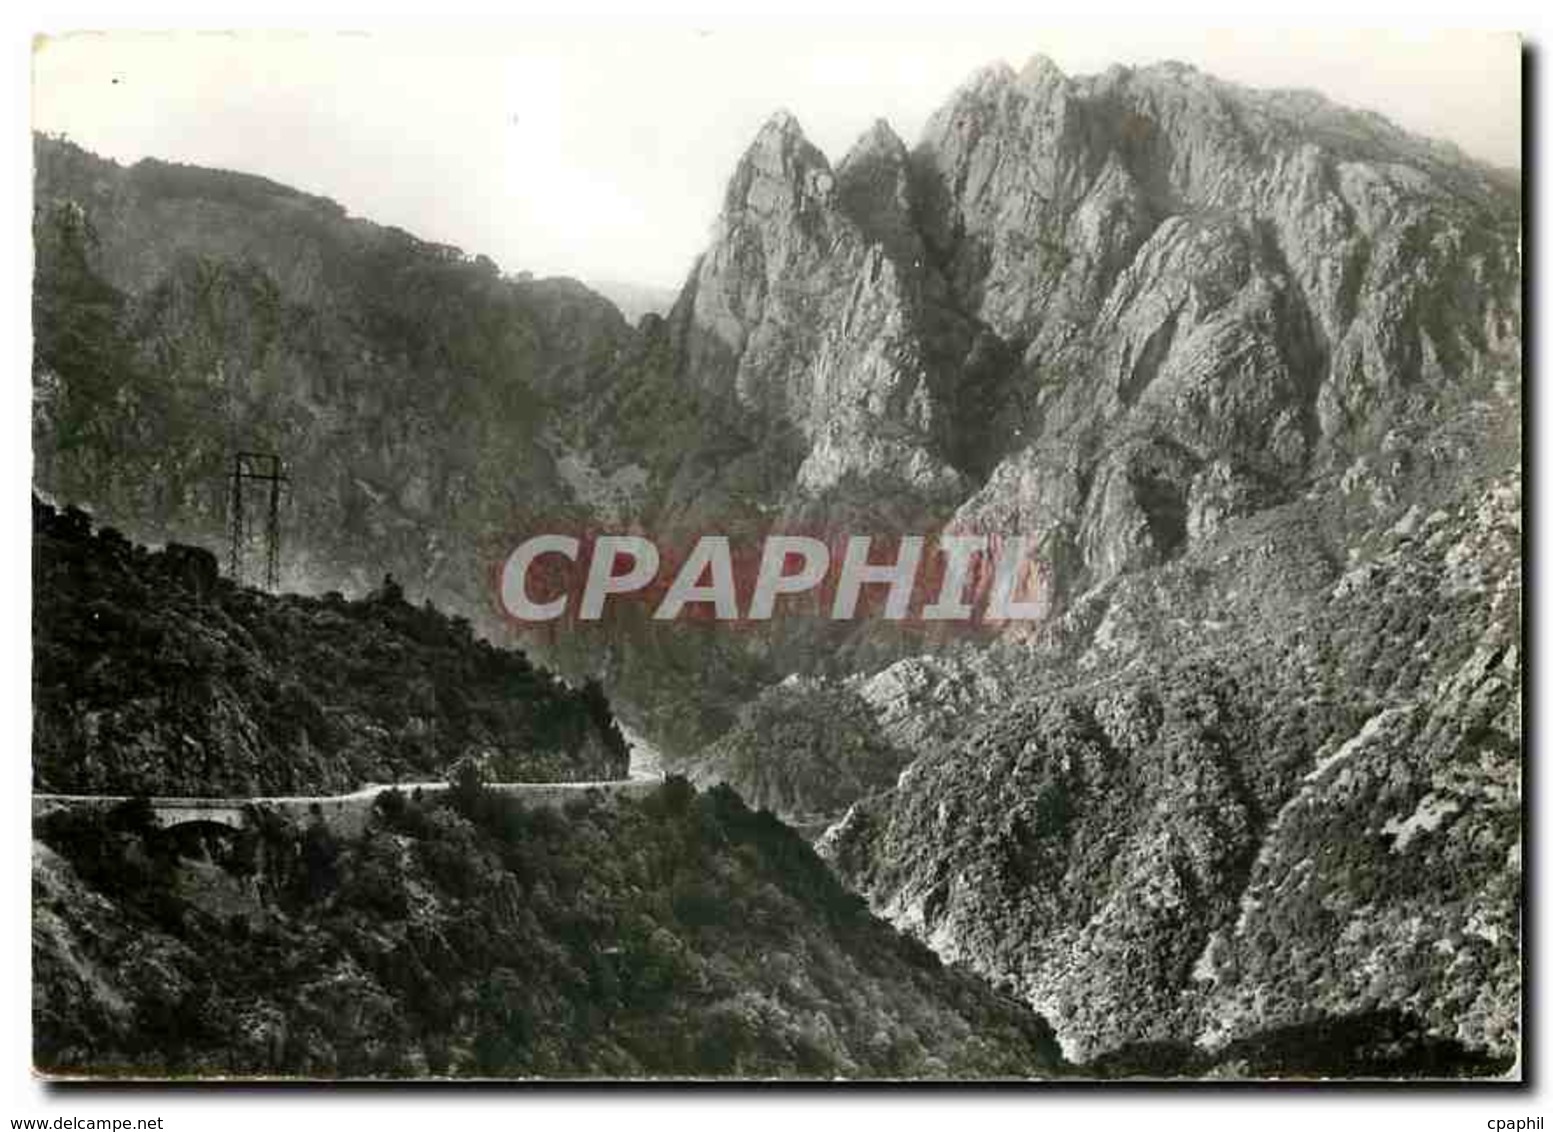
[825,465,1521,1070]
[34,780,1066,1079]
[32,496,628,796]
[686,676,912,838]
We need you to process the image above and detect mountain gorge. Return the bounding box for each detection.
[32,53,1521,1075]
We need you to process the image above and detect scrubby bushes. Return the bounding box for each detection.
[32,498,629,796]
[34,779,1065,1079]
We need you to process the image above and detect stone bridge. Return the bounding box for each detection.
[32,778,662,839]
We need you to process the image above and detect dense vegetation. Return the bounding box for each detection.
[1085,1011,1514,1080]
[687,677,912,837]
[33,497,628,795]
[34,780,1065,1079]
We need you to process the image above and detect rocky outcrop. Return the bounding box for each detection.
[911,57,1519,603]
[34,56,1520,738]
[686,112,966,507]
[803,58,1521,1067]
[656,54,1519,637]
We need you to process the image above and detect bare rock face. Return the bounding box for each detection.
[687,111,967,506]
[673,55,1517,621]
[835,119,925,269]
[907,56,1519,602]
[911,57,1156,345]
[750,56,1519,1070]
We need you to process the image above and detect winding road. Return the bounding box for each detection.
[33,741,668,838]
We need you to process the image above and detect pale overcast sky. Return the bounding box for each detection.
[32,27,1521,291]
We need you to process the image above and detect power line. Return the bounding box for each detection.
[226,452,288,590]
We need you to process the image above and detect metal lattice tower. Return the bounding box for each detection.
[226,452,288,590]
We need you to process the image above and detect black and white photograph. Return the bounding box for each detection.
[0,11,1533,1110]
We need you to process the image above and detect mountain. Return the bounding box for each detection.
[31,52,1522,1075]
[34,767,1065,1078]
[32,495,629,795]
[30,133,803,755]
[31,507,1068,1079]
[32,137,632,622]
[590,56,1519,767]
[677,58,1517,586]
[822,463,1520,1064]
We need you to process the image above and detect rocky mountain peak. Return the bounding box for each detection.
[729,109,833,205]
[687,110,843,379]
[688,52,1516,569]
[1138,57,1203,80]
[686,105,971,500]
[751,107,813,151]
[836,118,921,266]
[1017,52,1066,89]
[963,59,1018,96]
[841,117,907,167]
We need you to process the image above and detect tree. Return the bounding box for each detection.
[447,753,487,816]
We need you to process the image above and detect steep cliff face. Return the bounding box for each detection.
[32,57,1521,618]
[659,57,1521,1068]
[913,58,1518,599]
[685,112,966,509]
[679,52,1517,798]
[651,55,1518,632]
